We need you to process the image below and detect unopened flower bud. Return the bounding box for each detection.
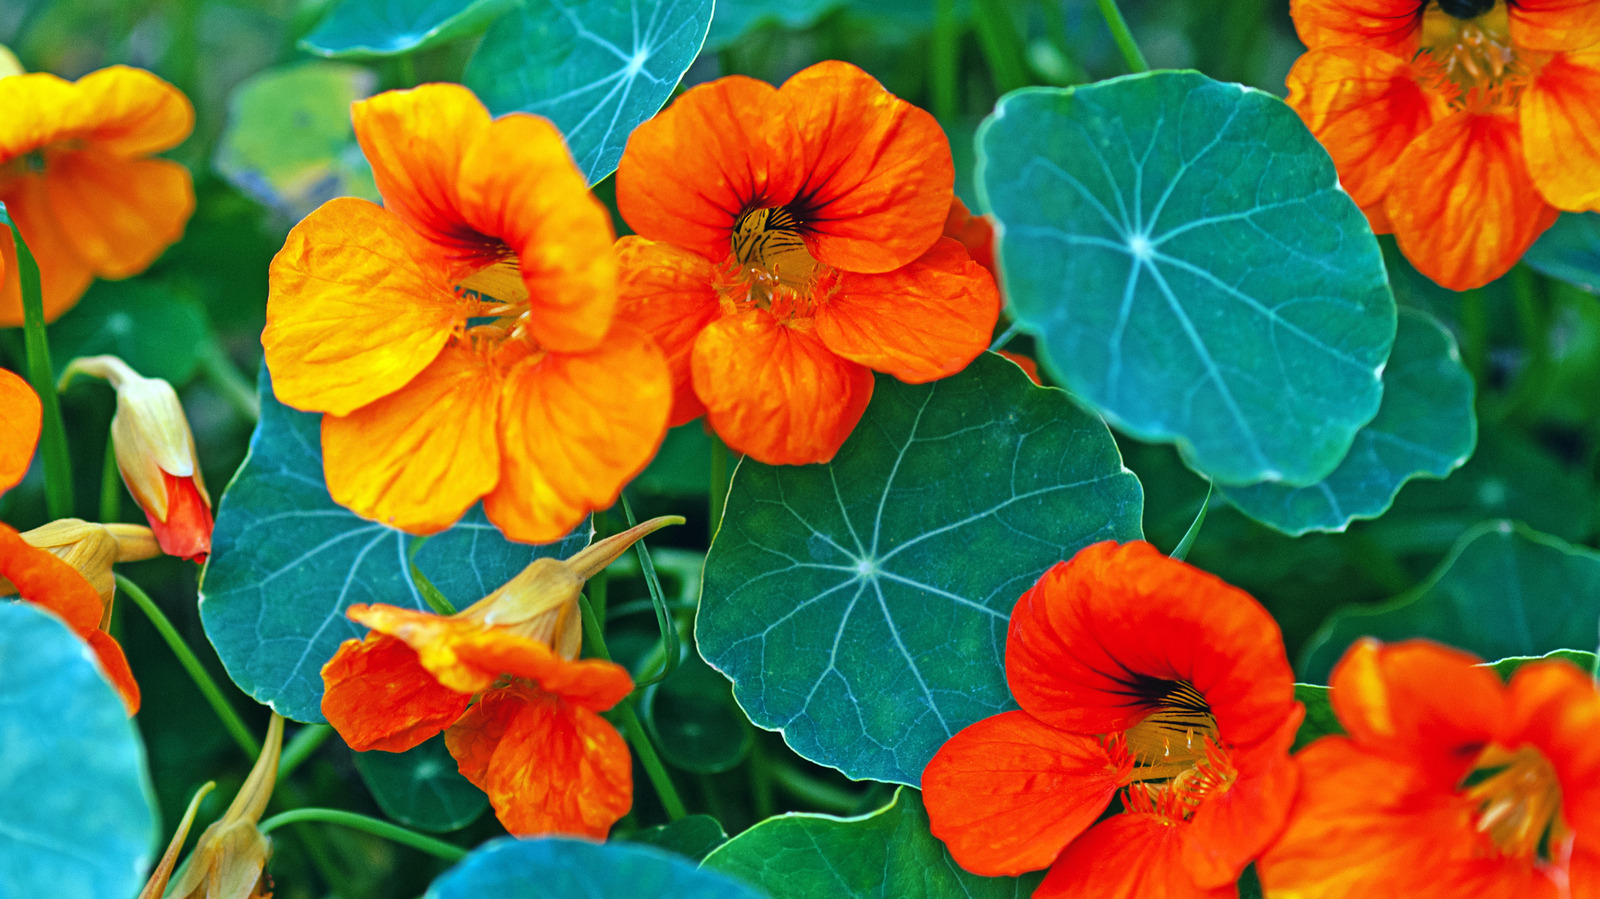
[0,518,158,616]
[0,45,23,80]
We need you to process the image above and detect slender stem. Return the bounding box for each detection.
[1093,0,1150,73]
[116,574,260,757]
[277,724,333,782]
[99,435,121,524]
[971,0,1029,94]
[1460,287,1489,384]
[748,738,776,820]
[8,209,73,518]
[397,53,418,88]
[770,762,865,814]
[198,342,260,421]
[709,436,731,536]
[1169,481,1213,561]
[931,0,959,120]
[989,321,1022,352]
[258,809,467,862]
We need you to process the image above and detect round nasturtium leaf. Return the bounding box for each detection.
[463,0,713,184]
[200,370,592,723]
[354,734,488,832]
[978,70,1396,488]
[1525,212,1600,294]
[50,280,209,386]
[702,787,1040,898]
[300,0,514,57]
[642,651,753,775]
[1219,308,1476,535]
[1301,520,1600,681]
[697,353,1144,786]
[424,836,764,898]
[628,814,729,863]
[0,603,157,898]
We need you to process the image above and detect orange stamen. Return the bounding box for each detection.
[1463,743,1570,862]
[1415,3,1550,111]
[1108,680,1236,823]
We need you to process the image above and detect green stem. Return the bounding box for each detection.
[770,762,865,814]
[1460,287,1489,384]
[116,574,260,757]
[258,809,467,862]
[748,738,776,820]
[397,53,418,89]
[6,207,74,518]
[277,724,333,782]
[1169,481,1212,561]
[931,0,959,120]
[198,342,260,421]
[99,435,121,524]
[709,436,731,536]
[989,321,1022,352]
[1093,0,1150,73]
[971,0,1029,94]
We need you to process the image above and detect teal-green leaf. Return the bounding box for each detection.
[426,836,765,897]
[628,815,729,863]
[978,71,1396,487]
[1301,520,1600,681]
[697,353,1143,786]
[643,651,754,774]
[1219,309,1475,534]
[1291,683,1340,752]
[701,787,1039,898]
[464,0,713,184]
[354,734,488,832]
[301,0,514,57]
[50,280,209,385]
[199,370,591,722]
[1525,212,1600,294]
[1488,649,1597,679]
[0,603,156,897]
[704,0,842,48]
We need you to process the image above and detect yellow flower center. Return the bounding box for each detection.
[1113,680,1237,823]
[1417,2,1546,110]
[455,258,545,363]
[718,205,837,322]
[1463,743,1570,862]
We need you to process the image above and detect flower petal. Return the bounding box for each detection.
[68,66,194,157]
[36,151,192,279]
[85,629,141,715]
[1509,0,1600,53]
[690,310,874,466]
[1504,659,1600,836]
[943,197,996,276]
[0,522,101,633]
[614,235,723,426]
[1522,49,1600,213]
[780,60,952,274]
[451,633,632,711]
[922,710,1120,877]
[617,75,804,263]
[146,470,212,562]
[1037,814,1233,899]
[346,602,493,694]
[0,367,40,493]
[1181,710,1302,888]
[445,686,632,838]
[264,197,461,416]
[320,632,472,752]
[322,341,502,535]
[816,237,998,382]
[1,169,95,325]
[1005,542,1298,750]
[1287,0,1423,54]
[0,72,79,159]
[484,325,671,544]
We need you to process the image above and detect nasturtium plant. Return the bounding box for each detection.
[425,836,764,898]
[698,353,1143,785]
[1525,212,1600,294]
[979,70,1396,488]
[352,735,489,832]
[301,0,515,57]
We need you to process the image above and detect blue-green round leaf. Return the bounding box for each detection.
[1525,212,1600,294]
[702,787,1038,898]
[628,815,729,863]
[978,71,1395,487]
[1301,520,1600,680]
[643,652,753,774]
[199,370,592,722]
[354,734,488,832]
[0,603,156,897]
[425,836,764,898]
[1219,308,1476,534]
[697,353,1144,786]
[301,0,514,57]
[464,0,713,184]
[704,0,841,47]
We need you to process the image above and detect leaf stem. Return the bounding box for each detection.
[931,0,959,120]
[989,321,1022,352]
[277,723,333,782]
[99,435,121,524]
[709,436,731,536]
[258,808,467,862]
[6,205,74,518]
[1093,0,1150,73]
[770,762,865,814]
[1169,481,1212,561]
[972,0,1029,94]
[198,342,260,421]
[116,574,260,757]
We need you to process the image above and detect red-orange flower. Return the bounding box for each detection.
[1287,0,1600,289]
[0,64,194,325]
[922,541,1303,897]
[1258,639,1600,898]
[321,517,678,837]
[264,84,670,543]
[614,60,1000,466]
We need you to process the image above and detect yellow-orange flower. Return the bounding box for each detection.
[614,60,999,466]
[0,64,194,325]
[264,84,671,543]
[1287,0,1600,289]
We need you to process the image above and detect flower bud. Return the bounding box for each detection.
[0,45,23,80]
[0,518,158,615]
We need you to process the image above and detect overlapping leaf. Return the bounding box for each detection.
[425,836,763,897]
[978,70,1395,487]
[354,735,488,832]
[697,353,1144,786]
[1525,212,1600,294]
[199,371,590,723]
[301,0,513,57]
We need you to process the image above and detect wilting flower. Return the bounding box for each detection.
[1287,0,1600,289]
[1258,639,1599,897]
[62,355,212,561]
[264,84,670,544]
[322,516,679,837]
[0,518,159,607]
[139,714,283,899]
[922,541,1303,897]
[614,60,999,466]
[0,63,193,325]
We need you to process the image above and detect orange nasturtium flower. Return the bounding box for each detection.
[1259,639,1600,897]
[1287,0,1600,290]
[614,60,1000,466]
[0,62,194,325]
[922,541,1304,897]
[321,516,679,837]
[0,368,142,712]
[264,84,670,544]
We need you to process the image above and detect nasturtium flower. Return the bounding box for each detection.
[0,518,159,608]
[0,63,193,325]
[922,541,1303,897]
[614,60,1000,466]
[264,84,670,544]
[1287,0,1600,289]
[1259,639,1600,897]
[321,516,678,837]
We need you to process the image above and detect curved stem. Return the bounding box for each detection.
[1093,0,1150,73]
[277,724,333,782]
[258,808,467,862]
[116,574,260,757]
[5,205,73,518]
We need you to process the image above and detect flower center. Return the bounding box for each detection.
[718,205,837,321]
[1436,0,1496,19]
[454,258,544,361]
[1417,3,1545,109]
[1463,743,1570,862]
[1113,680,1236,823]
